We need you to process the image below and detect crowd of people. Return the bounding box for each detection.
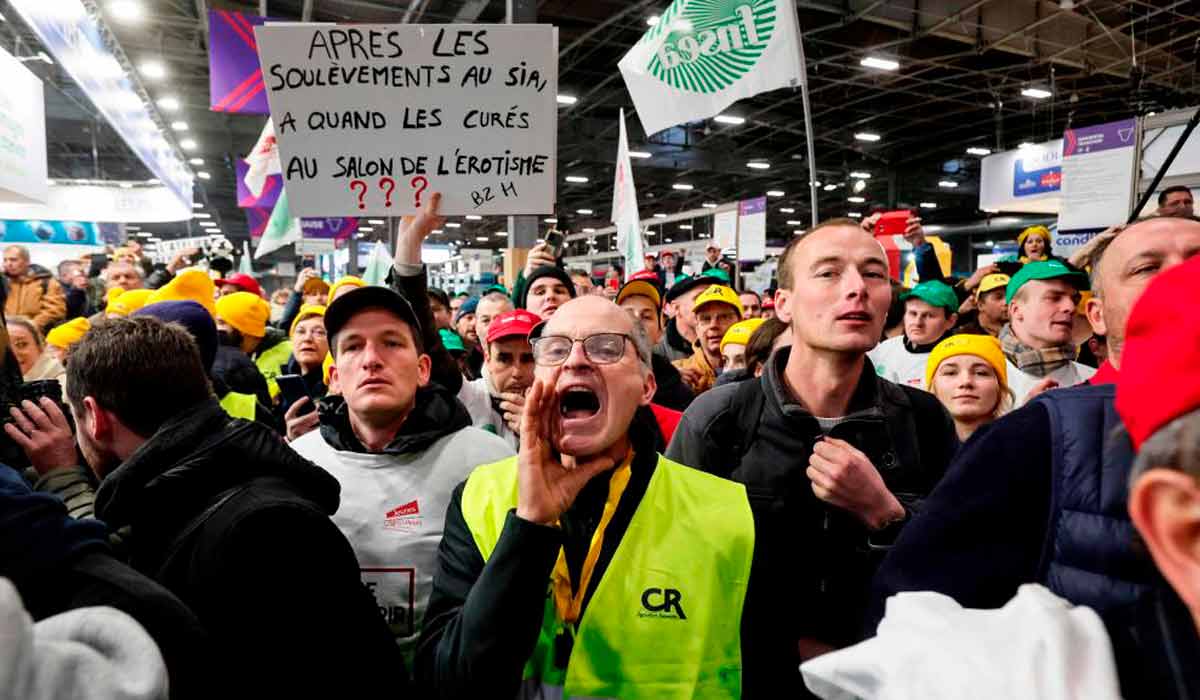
[2,185,1199,699]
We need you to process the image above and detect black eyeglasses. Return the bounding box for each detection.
[531,333,633,366]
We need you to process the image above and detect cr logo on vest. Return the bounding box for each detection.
[639,587,687,620]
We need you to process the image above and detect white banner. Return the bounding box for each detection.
[618,0,805,136]
[979,140,1062,214]
[713,209,737,250]
[154,235,226,264]
[296,237,336,255]
[1058,118,1138,231]
[611,109,645,280]
[0,47,48,205]
[255,24,558,216]
[0,183,192,223]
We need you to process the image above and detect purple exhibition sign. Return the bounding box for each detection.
[235,159,282,209]
[300,217,357,240]
[208,10,269,114]
[739,196,767,216]
[1063,118,1137,157]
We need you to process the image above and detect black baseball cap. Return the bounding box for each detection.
[324,286,423,348]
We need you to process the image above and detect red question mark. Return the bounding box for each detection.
[349,180,367,210]
[379,177,396,208]
[410,176,429,208]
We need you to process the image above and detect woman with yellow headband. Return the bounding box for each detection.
[926,334,1013,441]
[1016,225,1053,263]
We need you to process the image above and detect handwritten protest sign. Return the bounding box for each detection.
[254,24,558,217]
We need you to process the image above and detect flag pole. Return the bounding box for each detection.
[798,36,819,227]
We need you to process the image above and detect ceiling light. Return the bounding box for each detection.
[582,227,596,233]
[766,190,785,197]
[1018,142,1036,150]
[986,240,995,247]
[746,161,770,170]
[108,0,143,22]
[193,213,211,219]
[672,183,693,191]
[920,202,937,209]
[679,225,692,230]
[188,157,203,165]
[848,212,863,218]
[786,220,802,225]
[445,222,461,228]
[854,132,881,142]
[646,15,659,26]
[780,207,795,213]
[849,171,871,179]
[46,179,56,186]
[853,180,867,193]
[192,202,202,209]
[556,94,578,105]
[576,208,593,215]
[565,175,589,183]
[793,230,804,235]
[823,184,837,192]
[1021,87,1052,99]
[475,236,490,242]
[702,202,718,208]
[653,213,667,218]
[860,56,899,71]
[628,150,651,159]
[431,229,443,235]
[367,219,385,225]
[938,180,958,188]
[157,96,180,112]
[179,138,198,151]
[966,146,992,156]
[197,171,210,180]
[119,183,133,189]
[358,227,375,232]
[140,60,166,79]
[465,214,482,220]
[847,196,865,203]
[171,121,188,131]
[494,231,508,237]
[664,237,674,243]
[714,114,746,125]
[543,217,558,223]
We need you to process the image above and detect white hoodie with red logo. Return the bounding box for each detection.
[291,426,513,659]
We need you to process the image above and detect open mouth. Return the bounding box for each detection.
[837,311,872,322]
[559,387,600,420]
[543,305,559,316]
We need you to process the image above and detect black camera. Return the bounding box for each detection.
[0,380,75,470]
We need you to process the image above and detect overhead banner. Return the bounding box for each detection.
[0,183,192,223]
[713,208,737,250]
[979,139,1063,214]
[0,219,98,245]
[9,0,193,209]
[255,24,559,216]
[0,47,48,205]
[1058,118,1138,231]
[236,159,282,209]
[208,10,271,114]
[300,217,356,240]
[618,0,805,136]
[737,196,767,261]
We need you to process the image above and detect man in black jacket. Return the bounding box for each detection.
[667,218,957,684]
[39,315,406,697]
[616,270,694,411]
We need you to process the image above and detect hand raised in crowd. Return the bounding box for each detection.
[523,243,557,279]
[808,436,905,531]
[394,192,446,266]
[860,212,882,233]
[902,216,926,246]
[5,398,78,477]
[963,263,1001,291]
[284,397,320,443]
[167,247,200,275]
[515,372,616,526]
[293,267,319,292]
[498,391,526,435]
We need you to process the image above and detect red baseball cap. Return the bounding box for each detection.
[221,273,262,298]
[486,309,540,345]
[762,296,776,310]
[1116,255,1200,450]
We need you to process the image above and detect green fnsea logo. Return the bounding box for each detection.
[645,0,776,94]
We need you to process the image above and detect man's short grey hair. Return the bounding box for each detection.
[1129,408,1200,486]
[480,291,512,308]
[106,261,144,280]
[1085,214,1200,298]
[4,245,29,261]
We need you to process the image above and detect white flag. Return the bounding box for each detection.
[611,109,645,281]
[239,241,253,274]
[244,118,281,198]
[362,240,393,286]
[618,0,805,136]
[254,188,301,259]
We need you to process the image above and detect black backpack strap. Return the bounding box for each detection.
[154,483,252,581]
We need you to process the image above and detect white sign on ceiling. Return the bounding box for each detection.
[255,23,559,217]
[0,47,48,205]
[0,183,192,223]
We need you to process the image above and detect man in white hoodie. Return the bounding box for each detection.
[289,217,513,660]
[456,309,539,450]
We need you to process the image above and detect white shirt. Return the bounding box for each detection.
[290,425,513,659]
[868,335,931,390]
[1006,360,1096,407]
[457,376,519,451]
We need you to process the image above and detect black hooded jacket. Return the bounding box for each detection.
[93,399,408,697]
[316,382,472,455]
